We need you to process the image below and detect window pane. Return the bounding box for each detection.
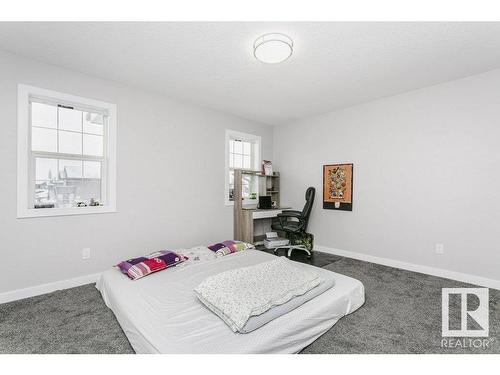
[53,181,101,207]
[83,112,104,135]
[35,160,102,208]
[59,107,82,132]
[229,140,234,153]
[84,161,101,179]
[76,179,101,203]
[228,170,234,201]
[234,140,242,154]
[243,155,251,169]
[59,159,82,179]
[54,184,78,208]
[242,175,252,197]
[34,180,54,207]
[233,153,243,168]
[32,127,57,152]
[31,102,57,128]
[35,158,58,181]
[254,143,259,163]
[83,134,103,156]
[243,142,251,155]
[59,130,82,154]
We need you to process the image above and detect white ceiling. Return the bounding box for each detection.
[1,22,500,125]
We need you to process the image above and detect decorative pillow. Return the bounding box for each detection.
[207,240,255,257]
[116,250,188,280]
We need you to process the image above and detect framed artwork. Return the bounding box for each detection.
[323,163,353,211]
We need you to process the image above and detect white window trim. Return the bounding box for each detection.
[17,84,117,218]
[225,129,261,206]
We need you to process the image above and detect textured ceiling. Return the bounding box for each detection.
[1,22,500,125]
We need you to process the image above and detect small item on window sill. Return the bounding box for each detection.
[76,201,87,207]
[89,198,102,207]
[34,203,55,209]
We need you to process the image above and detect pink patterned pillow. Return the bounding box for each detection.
[116,250,188,280]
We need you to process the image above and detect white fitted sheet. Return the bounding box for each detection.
[96,249,365,354]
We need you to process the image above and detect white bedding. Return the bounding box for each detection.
[96,249,365,354]
[195,257,323,333]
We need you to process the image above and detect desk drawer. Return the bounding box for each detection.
[252,210,282,219]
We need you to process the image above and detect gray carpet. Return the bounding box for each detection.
[0,283,133,353]
[0,251,498,354]
[301,257,499,354]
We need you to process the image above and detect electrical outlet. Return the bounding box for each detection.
[82,248,91,260]
[435,243,444,255]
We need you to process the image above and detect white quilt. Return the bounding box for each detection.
[194,257,323,332]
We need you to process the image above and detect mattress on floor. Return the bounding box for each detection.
[96,249,365,354]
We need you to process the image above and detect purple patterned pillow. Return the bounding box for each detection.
[116,256,148,276]
[116,250,188,280]
[207,240,254,257]
[207,243,226,252]
[156,251,182,265]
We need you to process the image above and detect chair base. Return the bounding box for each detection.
[273,245,311,259]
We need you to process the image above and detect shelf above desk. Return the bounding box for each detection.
[240,170,279,178]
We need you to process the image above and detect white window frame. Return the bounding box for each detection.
[17,84,117,218]
[225,129,261,206]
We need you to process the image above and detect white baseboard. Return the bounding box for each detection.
[315,245,500,290]
[0,273,100,304]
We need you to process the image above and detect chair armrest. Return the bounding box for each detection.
[277,210,302,218]
[276,210,306,231]
[283,210,302,215]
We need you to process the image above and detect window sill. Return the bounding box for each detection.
[17,205,117,218]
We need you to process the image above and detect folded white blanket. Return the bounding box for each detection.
[194,257,323,332]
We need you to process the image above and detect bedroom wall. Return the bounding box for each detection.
[0,50,273,294]
[274,68,500,282]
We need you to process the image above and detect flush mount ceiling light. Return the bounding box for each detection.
[253,33,293,64]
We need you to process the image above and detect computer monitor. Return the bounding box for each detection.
[258,195,272,209]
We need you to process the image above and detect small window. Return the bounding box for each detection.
[17,85,116,218]
[225,129,261,205]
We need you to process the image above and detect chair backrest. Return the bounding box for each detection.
[300,187,315,231]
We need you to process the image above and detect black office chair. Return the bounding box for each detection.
[271,187,315,258]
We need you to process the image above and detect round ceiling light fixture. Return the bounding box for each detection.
[253,33,293,64]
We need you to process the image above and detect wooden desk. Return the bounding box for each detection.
[233,169,290,245]
[237,207,292,244]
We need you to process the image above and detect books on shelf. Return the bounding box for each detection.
[262,160,273,176]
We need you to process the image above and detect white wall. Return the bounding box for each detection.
[275,69,500,281]
[0,51,273,294]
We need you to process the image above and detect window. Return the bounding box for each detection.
[17,85,116,218]
[225,129,261,205]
